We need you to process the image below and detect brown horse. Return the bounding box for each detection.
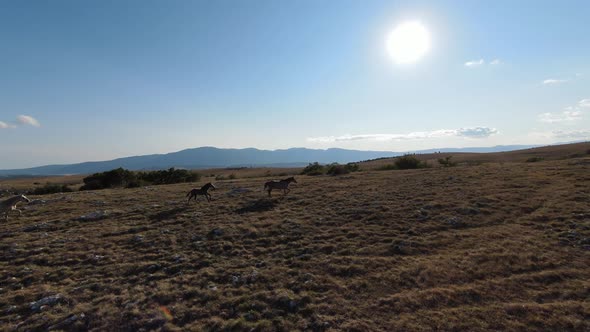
[264,177,297,197]
[186,183,216,202]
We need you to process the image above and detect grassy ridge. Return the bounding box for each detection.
[0,151,589,330]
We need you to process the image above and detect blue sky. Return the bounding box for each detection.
[1,0,589,168]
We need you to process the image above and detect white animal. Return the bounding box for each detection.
[0,194,31,221]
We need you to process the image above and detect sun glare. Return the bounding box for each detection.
[387,21,431,64]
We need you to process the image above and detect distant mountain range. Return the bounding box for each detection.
[0,145,540,177]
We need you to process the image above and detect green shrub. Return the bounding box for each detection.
[438,156,457,167]
[228,173,237,180]
[377,164,398,171]
[525,156,544,163]
[136,168,199,185]
[80,168,137,190]
[394,154,428,169]
[301,162,325,176]
[80,167,200,191]
[29,183,74,195]
[326,162,360,176]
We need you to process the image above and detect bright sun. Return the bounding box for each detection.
[387,21,431,64]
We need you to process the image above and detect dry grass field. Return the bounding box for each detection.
[1,144,590,331]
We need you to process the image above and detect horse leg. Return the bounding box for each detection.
[206,193,211,202]
[285,188,290,195]
[267,189,272,197]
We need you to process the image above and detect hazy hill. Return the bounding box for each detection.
[0,144,542,177]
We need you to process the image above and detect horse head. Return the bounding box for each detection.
[202,182,216,191]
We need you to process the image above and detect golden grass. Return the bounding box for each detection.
[0,154,589,330]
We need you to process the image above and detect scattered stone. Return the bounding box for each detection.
[22,222,52,232]
[415,208,429,221]
[48,314,81,330]
[145,264,162,273]
[131,235,144,243]
[78,210,109,221]
[88,254,105,262]
[208,229,223,238]
[30,294,64,312]
[231,269,259,286]
[456,207,480,215]
[446,216,466,228]
[28,199,46,205]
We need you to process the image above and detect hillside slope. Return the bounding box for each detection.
[0,156,589,330]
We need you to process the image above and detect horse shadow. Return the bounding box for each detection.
[150,206,189,221]
[235,198,279,214]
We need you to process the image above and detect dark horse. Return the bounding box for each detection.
[187,183,216,202]
[264,177,297,197]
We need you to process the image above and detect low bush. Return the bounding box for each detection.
[438,156,457,167]
[80,167,200,191]
[136,168,200,185]
[301,162,325,176]
[526,157,544,163]
[326,163,360,176]
[379,154,428,170]
[29,183,74,195]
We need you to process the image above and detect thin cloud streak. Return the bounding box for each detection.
[308,127,498,143]
[464,59,485,67]
[542,79,568,85]
[538,110,582,123]
[17,115,41,127]
[552,130,590,139]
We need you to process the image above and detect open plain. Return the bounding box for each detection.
[1,145,589,331]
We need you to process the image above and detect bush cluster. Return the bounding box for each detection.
[80,167,200,191]
[326,163,360,175]
[136,168,200,185]
[437,156,457,167]
[301,162,360,176]
[301,162,325,176]
[379,154,428,170]
[28,183,74,195]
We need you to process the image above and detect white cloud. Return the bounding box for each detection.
[542,79,568,85]
[0,121,13,129]
[16,115,40,127]
[464,59,485,67]
[538,110,582,123]
[456,127,498,138]
[490,59,502,65]
[308,127,498,142]
[552,130,590,140]
[539,99,590,123]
